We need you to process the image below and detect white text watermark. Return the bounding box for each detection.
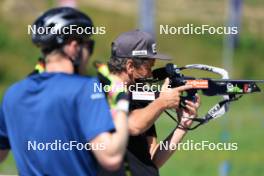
[159,140,238,151]
[28,25,106,35]
[93,82,163,93]
[160,24,238,35]
[27,140,106,151]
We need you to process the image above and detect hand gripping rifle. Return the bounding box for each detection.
[132,63,264,130]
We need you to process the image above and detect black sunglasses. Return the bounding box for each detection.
[82,39,95,55]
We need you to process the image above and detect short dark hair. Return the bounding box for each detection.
[42,39,94,58]
[108,57,149,74]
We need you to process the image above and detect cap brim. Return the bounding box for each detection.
[151,53,172,60]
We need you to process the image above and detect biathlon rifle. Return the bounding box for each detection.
[132,64,264,130]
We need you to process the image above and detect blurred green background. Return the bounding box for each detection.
[0,0,263,175]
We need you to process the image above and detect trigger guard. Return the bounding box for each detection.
[180,95,196,109]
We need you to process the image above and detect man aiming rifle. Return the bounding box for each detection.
[97,29,201,176]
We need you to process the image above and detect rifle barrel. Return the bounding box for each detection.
[210,79,264,83]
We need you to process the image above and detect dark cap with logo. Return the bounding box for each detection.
[111,29,171,60]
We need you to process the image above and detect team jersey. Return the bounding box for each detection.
[96,64,159,176]
[0,72,115,176]
[96,63,128,109]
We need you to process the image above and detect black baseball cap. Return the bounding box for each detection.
[111,29,171,60]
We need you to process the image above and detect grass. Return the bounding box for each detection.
[156,95,264,176]
[0,1,264,175]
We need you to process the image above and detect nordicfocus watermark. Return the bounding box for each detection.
[160,140,238,151]
[27,25,106,35]
[160,24,238,35]
[27,140,106,151]
[94,82,163,93]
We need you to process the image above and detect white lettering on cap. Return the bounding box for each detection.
[152,43,157,54]
[132,50,147,56]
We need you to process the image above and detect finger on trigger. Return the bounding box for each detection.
[176,85,193,92]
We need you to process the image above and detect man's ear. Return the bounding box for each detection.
[126,59,134,75]
[63,40,79,58]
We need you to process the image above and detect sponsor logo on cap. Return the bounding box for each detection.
[152,43,157,54]
[132,50,148,56]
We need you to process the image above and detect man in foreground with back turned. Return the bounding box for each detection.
[98,30,201,176]
[0,7,128,175]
